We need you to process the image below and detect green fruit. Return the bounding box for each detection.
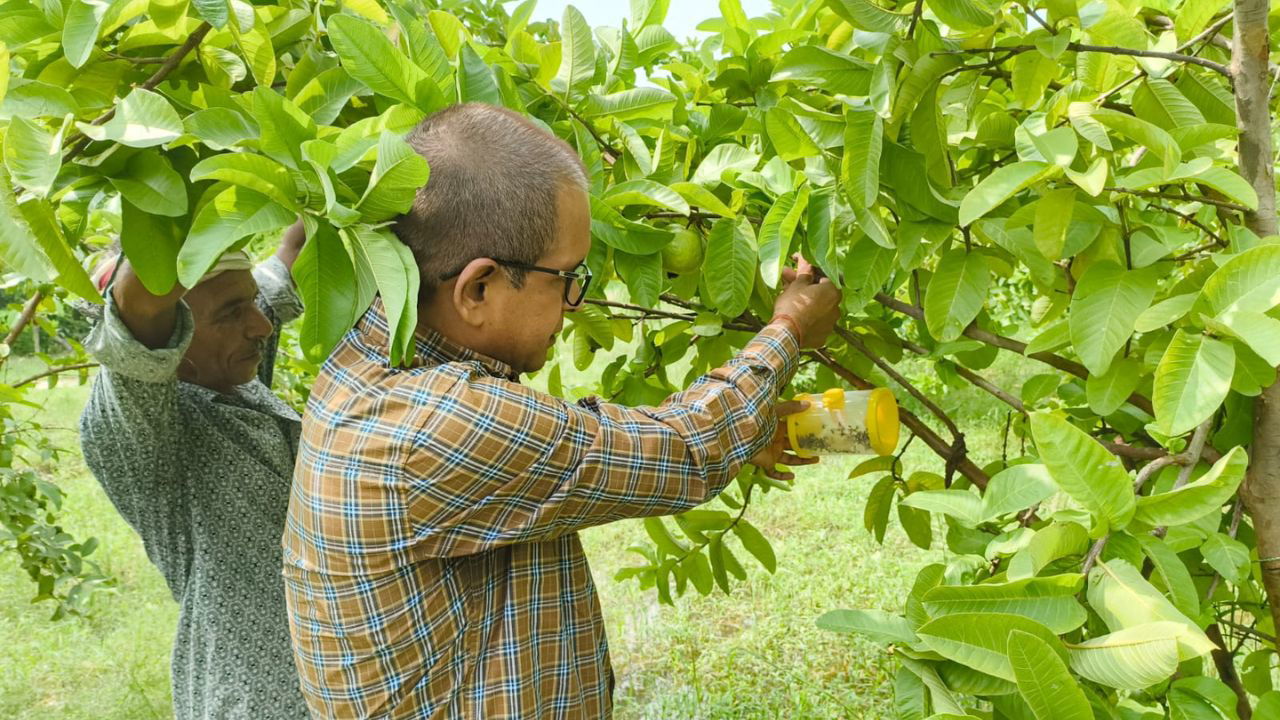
[662,228,704,274]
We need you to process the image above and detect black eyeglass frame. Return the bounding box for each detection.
[439,258,593,307]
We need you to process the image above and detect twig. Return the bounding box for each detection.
[1134,454,1180,492]
[65,23,213,160]
[1,292,43,370]
[1178,13,1234,53]
[901,338,1027,414]
[935,42,1231,78]
[1104,187,1250,213]
[1082,535,1109,575]
[906,0,926,39]
[1174,418,1215,489]
[584,299,758,333]
[838,328,963,440]
[105,52,167,64]
[13,362,98,388]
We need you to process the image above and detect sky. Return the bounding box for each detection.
[524,0,774,40]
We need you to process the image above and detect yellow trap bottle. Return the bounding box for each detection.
[786,388,901,457]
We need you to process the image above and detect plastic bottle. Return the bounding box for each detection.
[785,388,900,457]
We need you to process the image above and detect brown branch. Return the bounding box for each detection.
[837,328,962,440]
[1179,13,1234,53]
[901,338,1027,414]
[65,23,213,161]
[906,0,926,39]
[0,292,43,370]
[13,363,99,388]
[936,42,1231,78]
[1148,202,1228,250]
[808,349,989,489]
[1208,622,1254,718]
[1104,187,1250,213]
[1082,535,1109,575]
[873,292,1156,415]
[584,299,757,333]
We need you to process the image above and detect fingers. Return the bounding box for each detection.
[773,400,810,417]
[760,465,795,481]
[775,453,820,466]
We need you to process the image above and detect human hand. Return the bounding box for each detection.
[770,256,840,349]
[748,400,820,480]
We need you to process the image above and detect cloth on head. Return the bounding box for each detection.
[93,250,255,293]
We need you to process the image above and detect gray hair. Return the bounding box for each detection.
[394,103,589,296]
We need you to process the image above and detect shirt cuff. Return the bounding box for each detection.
[253,256,304,325]
[84,292,194,384]
[737,322,801,389]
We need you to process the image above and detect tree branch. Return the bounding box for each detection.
[12,363,99,389]
[0,292,43,370]
[901,338,1027,414]
[1179,13,1234,53]
[936,42,1231,78]
[65,23,213,160]
[837,328,963,441]
[1104,187,1250,213]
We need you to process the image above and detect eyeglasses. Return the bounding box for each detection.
[439,258,593,307]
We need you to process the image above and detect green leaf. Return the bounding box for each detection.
[1069,261,1156,376]
[827,0,910,33]
[1012,51,1057,109]
[190,152,298,212]
[864,475,895,543]
[1208,310,1280,366]
[958,161,1059,226]
[691,143,759,187]
[757,186,809,289]
[1029,413,1135,532]
[17,197,102,302]
[1136,292,1197,333]
[457,44,501,105]
[981,464,1057,521]
[184,108,258,151]
[1201,532,1250,584]
[1132,79,1205,130]
[110,151,187,217]
[764,107,820,162]
[705,216,756,318]
[900,489,984,526]
[1088,560,1215,659]
[62,0,112,68]
[1008,521,1089,581]
[1086,357,1142,417]
[1008,630,1094,720]
[347,226,418,366]
[816,608,918,644]
[924,249,989,342]
[916,612,1064,682]
[894,667,928,720]
[1067,622,1183,690]
[227,2,275,86]
[178,187,294,286]
[1196,244,1280,319]
[1134,447,1247,527]
[121,199,182,296]
[897,502,933,549]
[4,116,63,198]
[669,181,736,217]
[580,88,677,122]
[927,0,993,29]
[293,221,359,363]
[613,250,662,307]
[191,0,227,27]
[842,107,882,209]
[357,132,430,223]
[923,575,1087,634]
[77,88,182,148]
[327,14,443,115]
[1153,330,1234,437]
[1137,534,1200,619]
[293,68,364,127]
[770,45,873,95]
[1065,156,1108,197]
[603,179,689,214]
[1031,187,1076,260]
[732,519,775,573]
[250,87,316,170]
[1090,108,1181,175]
[554,5,596,96]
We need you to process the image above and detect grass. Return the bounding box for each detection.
[0,347,1025,719]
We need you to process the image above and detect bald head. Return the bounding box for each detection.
[393,103,589,296]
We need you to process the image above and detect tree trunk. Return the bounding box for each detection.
[1232,0,1280,654]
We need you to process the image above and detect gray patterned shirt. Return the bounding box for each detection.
[79,258,309,719]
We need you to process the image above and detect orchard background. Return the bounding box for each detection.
[3,0,1280,716]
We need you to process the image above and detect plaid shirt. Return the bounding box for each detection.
[282,302,799,719]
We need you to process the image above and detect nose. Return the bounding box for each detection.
[246,306,274,340]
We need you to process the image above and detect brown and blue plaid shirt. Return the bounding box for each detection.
[282,301,799,719]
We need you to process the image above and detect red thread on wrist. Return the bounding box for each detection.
[770,313,802,342]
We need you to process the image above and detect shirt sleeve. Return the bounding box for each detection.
[406,324,800,557]
[252,255,304,325]
[78,294,195,596]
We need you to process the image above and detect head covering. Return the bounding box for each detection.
[93,250,254,293]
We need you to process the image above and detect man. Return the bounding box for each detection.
[283,103,841,719]
[80,226,311,719]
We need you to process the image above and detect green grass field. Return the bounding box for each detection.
[0,351,1020,719]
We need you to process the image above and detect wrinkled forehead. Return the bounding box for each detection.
[185,269,259,313]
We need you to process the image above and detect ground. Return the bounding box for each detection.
[0,352,1019,719]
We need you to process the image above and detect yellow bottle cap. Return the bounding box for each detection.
[821,388,845,410]
[865,388,900,456]
[787,393,815,458]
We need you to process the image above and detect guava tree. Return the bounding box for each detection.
[4,0,1280,714]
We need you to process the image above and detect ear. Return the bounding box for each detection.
[450,258,500,327]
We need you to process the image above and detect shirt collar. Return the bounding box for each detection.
[357,298,517,380]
